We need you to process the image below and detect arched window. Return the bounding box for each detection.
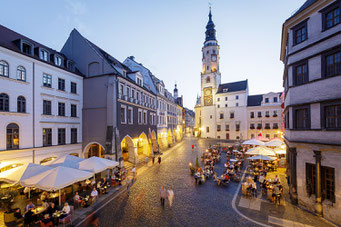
[206,76,210,83]
[0,60,9,77]
[7,123,19,150]
[0,93,9,111]
[17,96,26,113]
[17,66,26,81]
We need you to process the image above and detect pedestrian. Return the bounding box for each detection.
[158,156,161,164]
[192,144,194,152]
[126,177,132,195]
[159,186,166,207]
[152,156,155,164]
[194,145,197,152]
[167,187,174,208]
[132,166,136,181]
[145,156,149,165]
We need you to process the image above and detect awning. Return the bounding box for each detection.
[78,156,119,174]
[242,139,265,146]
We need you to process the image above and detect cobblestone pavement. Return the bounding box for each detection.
[78,137,257,227]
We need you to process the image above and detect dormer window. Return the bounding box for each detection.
[40,49,49,61]
[21,41,33,55]
[223,88,228,93]
[54,55,63,67]
[123,71,127,77]
[67,60,75,71]
[136,77,143,86]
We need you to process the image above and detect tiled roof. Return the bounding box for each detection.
[286,0,318,22]
[216,80,248,94]
[247,94,263,107]
[0,24,82,76]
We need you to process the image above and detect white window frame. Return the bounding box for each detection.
[121,105,127,124]
[127,107,133,124]
[138,109,143,125]
[143,110,148,125]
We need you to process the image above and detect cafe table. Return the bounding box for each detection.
[32,206,46,215]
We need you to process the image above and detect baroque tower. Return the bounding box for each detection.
[201,8,221,107]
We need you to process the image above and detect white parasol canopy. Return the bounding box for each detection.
[78,156,119,174]
[265,140,283,147]
[242,139,265,146]
[246,146,276,156]
[247,155,276,161]
[254,136,270,142]
[274,148,286,155]
[21,166,92,191]
[48,154,84,169]
[0,163,52,184]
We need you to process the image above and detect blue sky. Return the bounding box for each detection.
[0,0,305,109]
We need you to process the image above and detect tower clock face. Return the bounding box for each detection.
[204,88,212,96]
[203,87,213,106]
[211,55,217,62]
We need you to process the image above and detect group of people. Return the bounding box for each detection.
[159,186,174,208]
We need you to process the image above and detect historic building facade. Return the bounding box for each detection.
[195,10,283,141]
[280,0,341,224]
[0,25,83,169]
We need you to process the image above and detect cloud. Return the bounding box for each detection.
[62,0,90,35]
[65,0,87,16]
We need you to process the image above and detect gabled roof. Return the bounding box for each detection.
[247,95,263,107]
[0,24,82,76]
[285,0,318,22]
[216,80,248,94]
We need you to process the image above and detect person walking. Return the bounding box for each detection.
[192,144,194,152]
[159,186,166,207]
[132,166,136,182]
[194,145,197,152]
[167,187,174,208]
[158,156,162,164]
[126,177,132,196]
[152,156,155,164]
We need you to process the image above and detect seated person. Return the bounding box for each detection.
[74,192,85,207]
[61,202,71,218]
[25,201,35,211]
[91,187,98,201]
[224,174,229,181]
[24,208,34,226]
[40,191,48,201]
[14,208,23,221]
[46,202,56,216]
[274,175,280,183]
[42,200,49,210]
[41,214,52,225]
[272,185,281,202]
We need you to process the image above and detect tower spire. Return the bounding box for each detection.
[205,6,216,42]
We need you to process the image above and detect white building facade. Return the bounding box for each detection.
[280,0,341,224]
[0,25,83,170]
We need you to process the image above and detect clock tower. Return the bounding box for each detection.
[201,8,221,106]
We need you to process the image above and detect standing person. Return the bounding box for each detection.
[159,186,166,207]
[126,177,132,196]
[192,144,194,152]
[194,145,197,152]
[132,166,136,181]
[158,156,162,164]
[145,156,149,165]
[152,156,155,164]
[167,187,174,208]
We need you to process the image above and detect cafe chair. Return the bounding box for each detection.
[40,220,53,227]
[59,214,72,226]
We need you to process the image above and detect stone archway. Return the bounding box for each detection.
[121,135,135,163]
[157,132,163,150]
[138,132,151,157]
[151,130,157,153]
[167,128,173,146]
[83,142,105,159]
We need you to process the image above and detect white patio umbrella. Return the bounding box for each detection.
[0,163,52,184]
[245,146,276,156]
[242,139,265,146]
[265,140,283,147]
[274,148,286,155]
[254,136,270,142]
[48,154,84,169]
[78,156,119,174]
[247,155,276,161]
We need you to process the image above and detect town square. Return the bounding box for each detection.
[0,0,340,226]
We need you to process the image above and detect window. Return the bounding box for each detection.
[225,97,228,101]
[324,104,341,129]
[217,105,220,108]
[55,56,63,66]
[265,111,270,117]
[210,115,212,119]
[285,111,290,129]
[67,60,74,71]
[266,134,270,139]
[236,124,240,131]
[17,66,26,81]
[273,123,279,129]
[273,110,278,117]
[40,49,49,61]
[138,109,142,124]
[265,98,269,103]
[58,102,65,116]
[17,96,26,113]
[121,106,126,124]
[217,125,221,131]
[251,134,255,138]
[22,42,32,55]
[236,103,239,107]
[294,106,310,129]
[258,111,262,117]
[293,21,307,45]
[7,123,19,150]
[225,124,229,131]
[225,104,228,107]
[128,107,133,124]
[0,93,9,111]
[126,87,130,97]
[257,123,262,129]
[250,124,255,129]
[71,104,77,117]
[58,78,65,91]
[71,82,77,94]
[230,112,234,119]
[306,163,335,203]
[71,128,77,144]
[322,3,340,30]
[206,77,210,83]
[144,111,147,124]
[58,128,66,145]
[43,100,52,115]
[220,113,224,119]
[43,73,52,88]
[324,50,341,78]
[0,60,9,77]
[236,95,239,100]
[43,128,52,146]
[274,134,278,138]
[273,97,278,102]
[250,112,254,118]
[217,98,220,101]
[206,126,209,133]
[293,61,308,85]
[265,123,270,129]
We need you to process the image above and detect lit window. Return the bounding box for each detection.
[0,60,9,77]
